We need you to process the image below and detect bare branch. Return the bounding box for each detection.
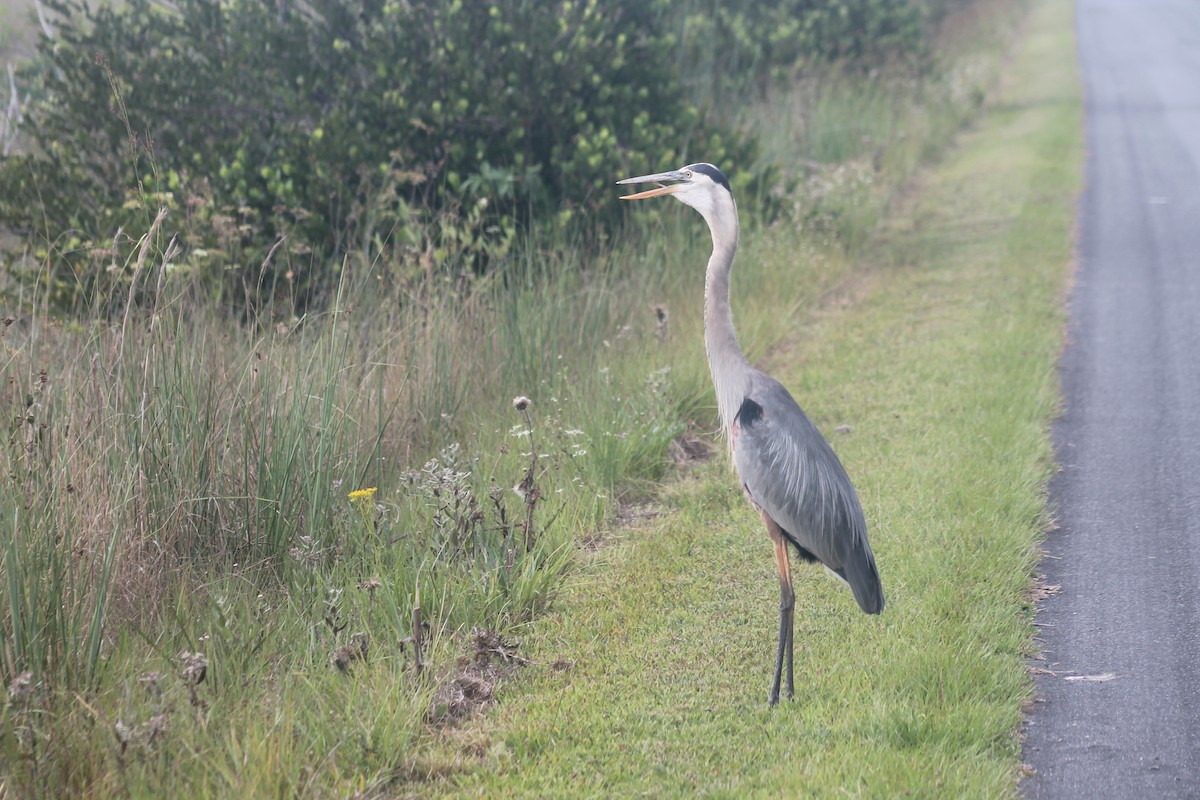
[33,0,56,40]
[1,63,21,157]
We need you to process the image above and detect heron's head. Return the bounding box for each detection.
[617,163,734,223]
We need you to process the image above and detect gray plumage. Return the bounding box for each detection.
[733,378,884,615]
[618,162,884,705]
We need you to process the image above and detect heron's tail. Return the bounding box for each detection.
[832,545,884,615]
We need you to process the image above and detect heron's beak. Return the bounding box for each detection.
[616,169,689,200]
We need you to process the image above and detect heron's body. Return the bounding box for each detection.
[618,162,883,705]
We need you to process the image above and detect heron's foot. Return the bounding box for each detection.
[767,686,794,706]
[769,617,795,706]
[769,597,795,706]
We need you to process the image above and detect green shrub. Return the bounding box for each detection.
[675,0,960,105]
[0,0,749,313]
[0,0,959,315]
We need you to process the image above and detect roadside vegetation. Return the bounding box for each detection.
[0,0,1044,796]
[422,0,1080,795]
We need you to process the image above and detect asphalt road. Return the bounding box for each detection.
[1022,0,1200,796]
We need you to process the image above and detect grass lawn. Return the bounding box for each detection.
[414,0,1083,795]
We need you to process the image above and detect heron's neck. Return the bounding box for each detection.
[702,208,753,433]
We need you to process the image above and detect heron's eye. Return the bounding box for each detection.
[684,170,693,180]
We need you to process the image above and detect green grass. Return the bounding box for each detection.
[0,0,1043,796]
[412,0,1082,795]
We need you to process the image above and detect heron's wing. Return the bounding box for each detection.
[732,376,884,613]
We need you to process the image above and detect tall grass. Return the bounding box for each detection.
[0,1,1018,792]
[0,204,709,795]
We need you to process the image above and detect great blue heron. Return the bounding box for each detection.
[618,163,884,705]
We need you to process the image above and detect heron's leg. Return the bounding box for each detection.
[785,588,795,699]
[763,511,795,706]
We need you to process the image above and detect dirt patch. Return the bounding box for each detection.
[667,431,715,466]
[578,501,677,553]
[614,504,666,529]
[428,628,529,726]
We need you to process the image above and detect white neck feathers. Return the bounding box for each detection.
[699,193,753,433]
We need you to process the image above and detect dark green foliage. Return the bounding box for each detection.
[1,0,747,311]
[0,0,954,313]
[673,0,980,109]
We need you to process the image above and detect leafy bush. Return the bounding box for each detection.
[0,0,749,312]
[0,0,960,314]
[675,0,960,105]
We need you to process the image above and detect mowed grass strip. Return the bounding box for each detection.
[416,0,1082,796]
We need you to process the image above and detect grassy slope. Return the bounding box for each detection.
[417,0,1082,795]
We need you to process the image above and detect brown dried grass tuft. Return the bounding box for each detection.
[427,628,529,725]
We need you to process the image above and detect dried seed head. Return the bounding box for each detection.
[358,578,382,594]
[177,651,208,687]
[138,670,166,697]
[331,635,369,672]
[512,396,531,412]
[142,713,169,744]
[7,671,33,704]
[331,647,354,672]
[114,719,132,746]
[654,304,670,341]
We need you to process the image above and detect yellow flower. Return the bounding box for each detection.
[348,487,378,503]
